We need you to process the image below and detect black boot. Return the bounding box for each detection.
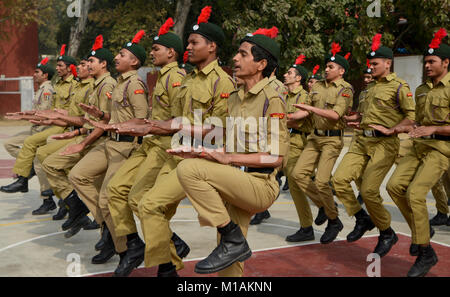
[113,235,145,277]
[28,165,36,179]
[250,210,270,225]
[282,180,289,191]
[92,231,116,264]
[373,227,398,257]
[0,176,28,193]
[447,216,450,226]
[61,191,90,231]
[407,245,438,277]
[429,211,448,226]
[314,207,327,226]
[32,197,56,215]
[64,215,92,238]
[84,219,101,230]
[95,223,109,251]
[286,226,315,242]
[346,209,375,242]
[195,221,252,274]
[171,232,190,258]
[53,199,68,221]
[410,226,435,256]
[320,217,343,244]
[41,189,54,198]
[157,262,179,277]
[357,193,364,205]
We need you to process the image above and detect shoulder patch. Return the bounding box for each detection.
[220,93,230,99]
[172,82,181,87]
[341,93,351,98]
[407,92,413,97]
[43,92,51,96]
[134,89,145,95]
[106,92,112,99]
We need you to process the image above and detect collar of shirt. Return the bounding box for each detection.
[289,85,305,95]
[39,80,51,90]
[376,72,397,83]
[425,71,450,89]
[80,77,94,86]
[119,70,137,82]
[159,61,179,76]
[237,77,269,101]
[94,72,111,87]
[324,77,344,88]
[194,59,219,77]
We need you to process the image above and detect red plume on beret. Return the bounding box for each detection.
[70,64,77,78]
[132,30,145,44]
[371,33,382,52]
[158,18,174,36]
[253,26,279,39]
[39,57,49,65]
[295,54,306,65]
[344,52,351,60]
[312,65,320,75]
[92,35,103,51]
[60,44,66,56]
[183,51,189,64]
[331,42,341,57]
[366,59,371,68]
[429,28,447,49]
[197,6,212,25]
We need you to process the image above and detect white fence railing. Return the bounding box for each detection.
[0,76,34,111]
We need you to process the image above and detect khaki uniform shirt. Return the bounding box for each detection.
[68,77,95,117]
[360,72,415,129]
[33,80,54,111]
[268,76,288,97]
[413,72,450,157]
[52,74,78,110]
[286,85,311,150]
[110,70,149,124]
[309,78,354,130]
[83,72,117,130]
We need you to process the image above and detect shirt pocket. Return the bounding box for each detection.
[325,95,337,109]
[375,92,397,109]
[153,87,169,108]
[190,91,212,114]
[430,96,450,122]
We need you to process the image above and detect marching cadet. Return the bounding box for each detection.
[110,6,235,277]
[40,36,115,239]
[171,26,289,274]
[385,28,449,277]
[62,31,149,265]
[289,43,354,244]
[283,54,316,242]
[104,18,190,274]
[0,45,78,195]
[2,58,55,213]
[332,34,416,258]
[308,65,322,92]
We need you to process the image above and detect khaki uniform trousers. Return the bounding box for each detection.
[284,134,314,228]
[397,138,449,214]
[107,138,170,237]
[12,126,65,178]
[67,139,134,253]
[332,136,399,230]
[4,127,51,194]
[387,142,449,244]
[292,135,343,220]
[176,158,279,277]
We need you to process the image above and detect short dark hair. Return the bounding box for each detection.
[292,67,306,84]
[250,44,278,78]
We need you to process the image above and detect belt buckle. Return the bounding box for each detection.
[317,129,325,136]
[364,130,373,137]
[422,135,432,140]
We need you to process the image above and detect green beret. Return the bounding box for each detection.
[189,22,225,48]
[179,62,194,74]
[325,54,350,73]
[153,32,184,57]
[367,46,393,59]
[310,73,323,80]
[363,67,373,74]
[123,42,146,65]
[425,43,450,59]
[291,64,308,81]
[241,34,280,62]
[57,55,77,66]
[88,48,114,66]
[36,59,55,78]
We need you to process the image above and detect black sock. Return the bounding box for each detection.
[127,232,139,242]
[158,262,175,272]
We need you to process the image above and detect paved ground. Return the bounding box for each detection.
[0,124,449,277]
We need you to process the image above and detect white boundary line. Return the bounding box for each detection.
[0,231,65,253]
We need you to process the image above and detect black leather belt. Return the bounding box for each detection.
[362,130,390,137]
[290,128,309,136]
[314,129,343,137]
[109,132,143,144]
[245,167,274,174]
[87,129,108,137]
[421,134,450,141]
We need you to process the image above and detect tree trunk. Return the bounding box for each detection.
[68,0,92,57]
[173,0,192,39]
